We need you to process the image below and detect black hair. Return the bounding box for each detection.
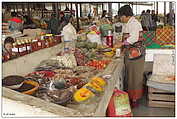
[146,9,151,13]
[66,15,73,24]
[4,37,14,45]
[51,13,56,17]
[101,10,107,18]
[11,12,17,17]
[103,10,107,13]
[118,5,133,17]
[151,10,155,13]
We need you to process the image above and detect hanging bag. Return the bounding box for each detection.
[127,41,145,60]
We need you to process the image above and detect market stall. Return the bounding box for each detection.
[2,42,124,117]
[2,1,175,117]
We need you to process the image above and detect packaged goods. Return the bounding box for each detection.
[107,89,132,117]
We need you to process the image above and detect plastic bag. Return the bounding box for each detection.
[50,54,77,68]
[62,23,77,42]
[107,89,132,117]
[87,34,102,45]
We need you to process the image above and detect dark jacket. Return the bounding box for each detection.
[48,17,59,34]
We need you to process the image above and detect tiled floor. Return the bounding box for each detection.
[132,94,175,117]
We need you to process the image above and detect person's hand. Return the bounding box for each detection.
[114,41,123,48]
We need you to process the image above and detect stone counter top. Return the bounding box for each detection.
[2,43,124,117]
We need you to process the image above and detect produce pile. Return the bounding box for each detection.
[75,40,115,66]
[4,39,116,107]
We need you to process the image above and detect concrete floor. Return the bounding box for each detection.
[132,93,175,117]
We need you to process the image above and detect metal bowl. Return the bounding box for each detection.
[47,89,73,106]
[6,82,24,89]
[3,75,26,89]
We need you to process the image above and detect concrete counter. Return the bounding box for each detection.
[2,43,64,77]
[2,43,124,117]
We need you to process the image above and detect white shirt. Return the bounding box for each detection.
[123,16,143,44]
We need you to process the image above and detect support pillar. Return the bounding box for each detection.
[108,3,112,17]
[164,2,166,25]
[75,3,80,32]
[80,3,82,17]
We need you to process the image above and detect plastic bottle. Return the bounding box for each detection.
[37,38,42,50]
[50,36,54,47]
[25,38,31,53]
[28,38,33,52]
[41,36,46,49]
[44,36,49,48]
[12,43,19,54]
[22,40,28,55]
[106,30,114,48]
[31,39,36,52]
[17,40,24,56]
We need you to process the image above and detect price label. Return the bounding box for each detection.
[27,46,31,50]
[19,48,23,52]
[38,42,42,46]
[12,48,18,52]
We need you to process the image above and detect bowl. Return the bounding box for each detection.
[3,75,26,89]
[47,89,73,106]
[22,80,39,95]
[6,82,24,89]
[53,79,67,89]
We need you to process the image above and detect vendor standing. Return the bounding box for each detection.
[8,12,23,33]
[2,37,18,61]
[58,12,67,34]
[48,13,59,35]
[116,5,145,107]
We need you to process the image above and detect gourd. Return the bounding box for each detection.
[104,51,114,57]
[84,81,103,93]
[91,77,106,87]
[103,48,116,57]
[73,88,95,102]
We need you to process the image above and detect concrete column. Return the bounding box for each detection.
[156,2,158,15]
[80,3,82,17]
[169,2,173,13]
[55,3,59,18]
[16,4,18,12]
[164,2,166,25]
[75,3,80,31]
[118,3,120,11]
[96,4,98,16]
[154,2,156,11]
[108,3,112,17]
[136,2,138,15]
[22,4,25,14]
[27,3,30,17]
[13,4,16,12]
[70,3,72,10]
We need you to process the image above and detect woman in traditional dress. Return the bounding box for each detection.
[116,5,145,107]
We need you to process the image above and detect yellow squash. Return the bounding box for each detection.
[74,88,94,102]
[91,77,106,87]
[85,82,104,92]
[104,48,115,57]
[104,51,114,57]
